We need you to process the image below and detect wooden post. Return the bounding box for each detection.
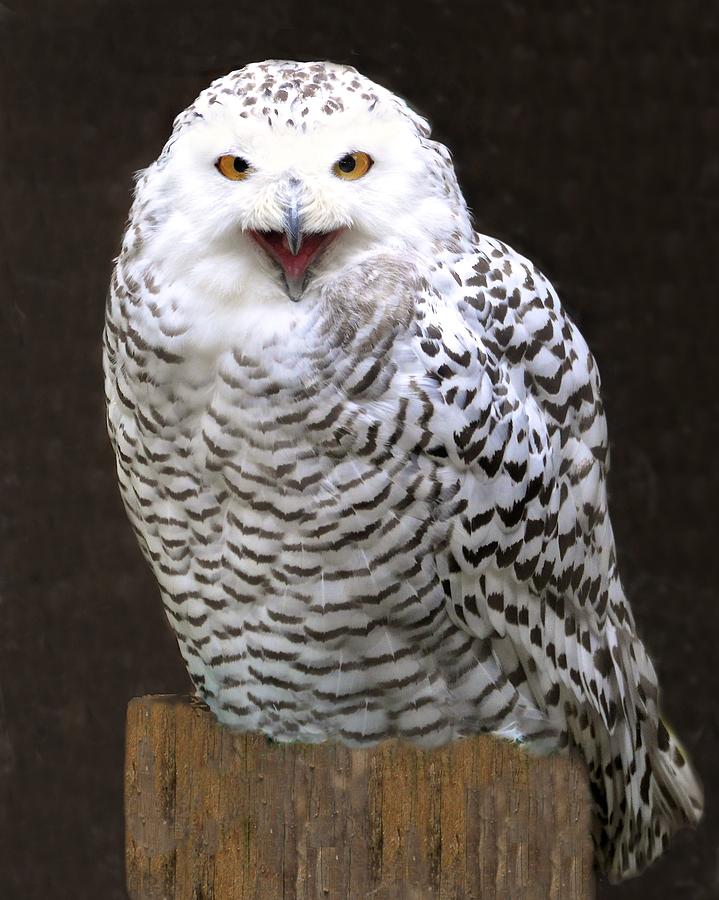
[125,694,595,900]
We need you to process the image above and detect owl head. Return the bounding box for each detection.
[130,61,473,313]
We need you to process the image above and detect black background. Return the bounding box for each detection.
[1,2,716,898]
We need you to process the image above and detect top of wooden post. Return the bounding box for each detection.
[125,694,594,900]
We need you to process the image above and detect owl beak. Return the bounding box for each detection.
[280,182,310,300]
[249,185,344,302]
[284,188,303,257]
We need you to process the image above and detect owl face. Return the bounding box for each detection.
[134,63,471,315]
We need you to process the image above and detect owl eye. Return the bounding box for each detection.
[333,151,373,181]
[216,155,251,181]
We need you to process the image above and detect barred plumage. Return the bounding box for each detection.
[103,60,702,881]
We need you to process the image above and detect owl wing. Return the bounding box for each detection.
[414,234,632,722]
[411,234,701,877]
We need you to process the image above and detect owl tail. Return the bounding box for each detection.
[595,715,703,882]
[575,629,704,881]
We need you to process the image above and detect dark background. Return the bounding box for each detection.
[1,1,716,897]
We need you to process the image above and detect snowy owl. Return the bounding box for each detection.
[103,60,702,881]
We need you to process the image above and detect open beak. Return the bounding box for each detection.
[284,186,303,257]
[249,181,343,301]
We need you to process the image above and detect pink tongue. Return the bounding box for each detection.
[253,230,338,281]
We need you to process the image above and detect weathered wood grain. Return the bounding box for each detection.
[125,694,595,899]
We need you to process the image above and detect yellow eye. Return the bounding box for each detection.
[216,155,251,181]
[332,151,373,181]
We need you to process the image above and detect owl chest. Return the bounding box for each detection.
[129,357,440,539]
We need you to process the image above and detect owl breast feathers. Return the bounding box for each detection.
[103,59,702,881]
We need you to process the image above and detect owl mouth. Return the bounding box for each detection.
[249,228,343,301]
